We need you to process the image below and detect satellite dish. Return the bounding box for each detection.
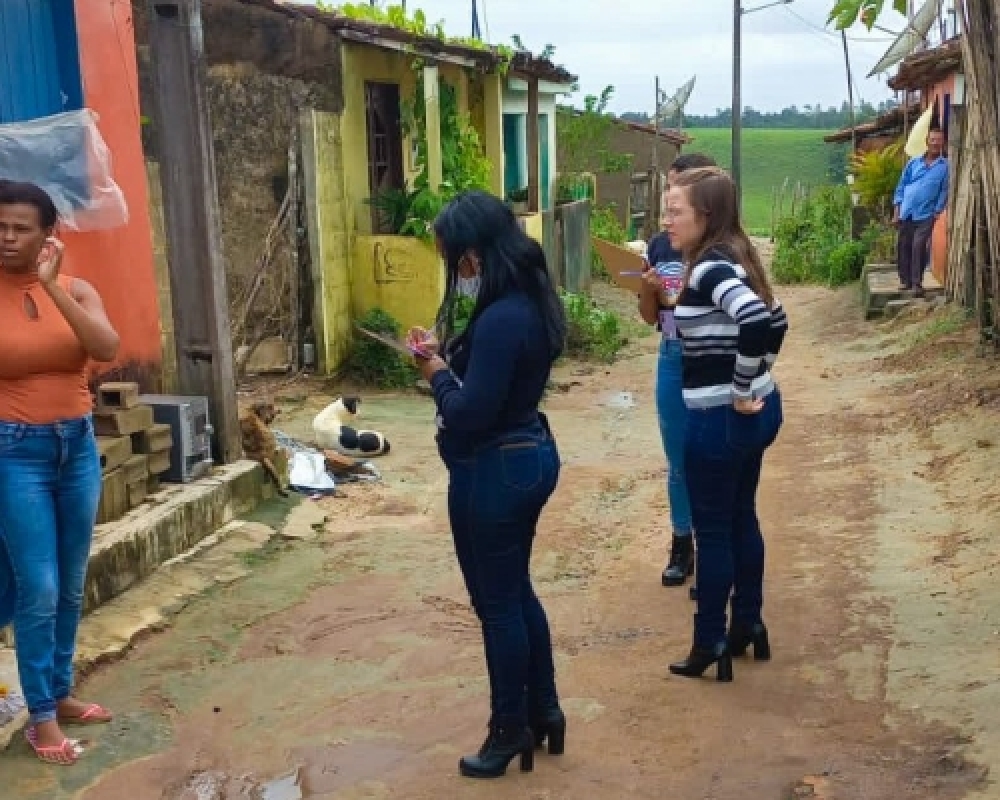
[656,76,696,125]
[867,0,940,78]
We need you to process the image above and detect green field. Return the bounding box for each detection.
[681,128,840,234]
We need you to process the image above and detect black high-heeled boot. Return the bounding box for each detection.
[459,725,535,779]
[530,706,566,755]
[728,621,771,661]
[661,535,695,587]
[669,642,734,682]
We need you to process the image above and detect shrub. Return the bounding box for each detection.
[827,240,867,286]
[850,141,904,222]
[344,308,417,389]
[590,204,628,279]
[561,291,625,362]
[772,185,864,287]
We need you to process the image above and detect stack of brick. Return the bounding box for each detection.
[93,382,173,523]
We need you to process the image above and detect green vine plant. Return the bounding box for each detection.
[827,0,907,29]
[317,2,514,70]
[511,35,557,62]
[369,77,493,242]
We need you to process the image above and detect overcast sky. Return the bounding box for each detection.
[310,0,914,115]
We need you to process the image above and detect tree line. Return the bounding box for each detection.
[621,100,898,130]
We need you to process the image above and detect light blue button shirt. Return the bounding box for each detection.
[894,155,949,223]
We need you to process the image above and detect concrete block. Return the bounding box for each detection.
[148,450,171,476]
[97,468,128,525]
[124,455,149,484]
[94,405,155,437]
[127,480,147,509]
[884,299,915,318]
[131,423,173,455]
[85,461,267,613]
[97,382,141,410]
[98,436,132,474]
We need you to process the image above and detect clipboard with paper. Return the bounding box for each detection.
[355,324,433,358]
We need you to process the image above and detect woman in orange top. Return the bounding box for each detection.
[0,181,120,765]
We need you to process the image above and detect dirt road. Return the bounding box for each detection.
[2,282,996,799]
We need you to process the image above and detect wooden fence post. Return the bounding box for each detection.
[145,0,241,464]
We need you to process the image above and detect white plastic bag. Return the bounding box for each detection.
[288,452,336,494]
[0,109,128,232]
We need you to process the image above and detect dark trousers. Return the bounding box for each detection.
[897,217,935,290]
[443,420,561,728]
[684,392,783,648]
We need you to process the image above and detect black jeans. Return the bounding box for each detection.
[684,392,783,648]
[897,217,935,290]
[442,419,561,729]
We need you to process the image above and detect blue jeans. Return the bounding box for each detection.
[442,418,561,729]
[656,338,693,536]
[684,392,783,648]
[0,416,101,725]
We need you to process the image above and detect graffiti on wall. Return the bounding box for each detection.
[373,241,416,285]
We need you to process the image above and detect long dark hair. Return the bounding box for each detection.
[433,191,566,357]
[670,168,775,308]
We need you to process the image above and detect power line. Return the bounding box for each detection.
[480,0,491,43]
[781,6,897,43]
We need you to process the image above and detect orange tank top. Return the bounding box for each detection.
[0,271,92,424]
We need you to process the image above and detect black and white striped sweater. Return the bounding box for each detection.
[674,252,788,410]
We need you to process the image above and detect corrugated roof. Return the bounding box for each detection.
[617,119,690,146]
[233,0,576,80]
[823,102,920,144]
[888,37,963,91]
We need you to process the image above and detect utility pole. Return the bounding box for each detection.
[653,75,661,234]
[732,0,794,209]
[471,0,481,39]
[732,0,743,205]
[146,0,242,465]
[841,30,856,152]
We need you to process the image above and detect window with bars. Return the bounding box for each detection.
[364,81,405,233]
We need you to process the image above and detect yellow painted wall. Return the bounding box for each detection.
[352,235,445,332]
[481,73,505,196]
[521,211,544,244]
[301,109,353,373]
[340,43,480,235]
[296,43,506,374]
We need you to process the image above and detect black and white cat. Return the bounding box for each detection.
[313,396,391,457]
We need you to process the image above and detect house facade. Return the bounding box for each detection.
[888,38,963,286]
[602,121,686,237]
[824,38,963,286]
[501,62,576,211]
[0,0,162,386]
[134,0,581,375]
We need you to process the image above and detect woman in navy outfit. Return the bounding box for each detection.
[639,153,716,590]
[408,191,567,779]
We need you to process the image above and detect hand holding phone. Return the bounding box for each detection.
[406,327,439,360]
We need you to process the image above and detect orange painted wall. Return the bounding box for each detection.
[66,0,162,380]
[920,73,957,285]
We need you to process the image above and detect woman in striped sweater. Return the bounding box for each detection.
[663,167,788,682]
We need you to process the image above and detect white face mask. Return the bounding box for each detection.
[456,275,481,299]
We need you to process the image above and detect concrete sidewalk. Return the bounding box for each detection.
[0,460,271,749]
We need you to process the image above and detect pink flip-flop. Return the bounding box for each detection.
[25,727,84,766]
[58,703,113,725]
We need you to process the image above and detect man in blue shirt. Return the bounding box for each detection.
[893,128,949,295]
